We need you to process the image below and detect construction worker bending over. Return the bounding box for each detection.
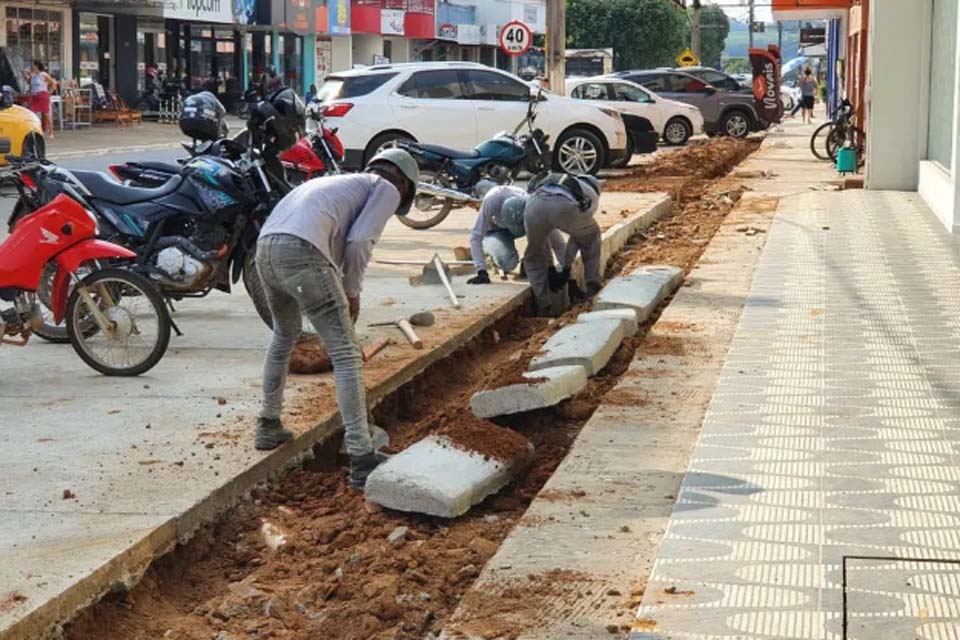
[253,149,419,490]
[522,172,602,316]
[467,184,566,284]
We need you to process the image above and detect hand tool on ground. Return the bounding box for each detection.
[368,312,435,349]
[362,337,393,361]
[290,334,393,374]
[422,253,461,310]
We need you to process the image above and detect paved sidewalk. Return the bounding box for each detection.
[636,178,960,634]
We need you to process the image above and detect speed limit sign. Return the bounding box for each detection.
[499,20,533,57]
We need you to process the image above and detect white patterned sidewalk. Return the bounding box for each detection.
[635,189,960,640]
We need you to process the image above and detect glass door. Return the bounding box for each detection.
[137,20,167,92]
[78,13,113,88]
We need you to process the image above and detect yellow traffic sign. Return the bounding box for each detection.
[676,48,700,67]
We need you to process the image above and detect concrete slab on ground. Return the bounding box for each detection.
[594,265,683,321]
[469,365,588,419]
[364,434,534,518]
[0,145,670,640]
[577,308,639,337]
[528,319,624,376]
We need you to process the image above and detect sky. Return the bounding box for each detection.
[712,2,775,24]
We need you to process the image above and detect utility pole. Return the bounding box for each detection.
[546,0,566,95]
[691,0,702,60]
[777,20,783,50]
[748,0,755,49]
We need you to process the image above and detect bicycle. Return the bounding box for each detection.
[809,99,865,167]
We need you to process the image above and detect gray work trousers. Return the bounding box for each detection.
[256,234,373,458]
[523,192,602,316]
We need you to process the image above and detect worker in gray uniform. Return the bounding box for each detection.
[522,172,602,316]
[466,184,566,284]
[254,148,419,490]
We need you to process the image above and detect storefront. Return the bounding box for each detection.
[1,3,70,91]
[350,0,434,66]
[164,0,244,107]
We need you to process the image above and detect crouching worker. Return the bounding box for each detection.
[253,149,419,490]
[522,172,602,316]
[467,185,566,284]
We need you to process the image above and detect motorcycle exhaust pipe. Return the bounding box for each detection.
[416,182,481,206]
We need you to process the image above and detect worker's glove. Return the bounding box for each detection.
[467,269,491,285]
[568,279,588,303]
[547,266,569,292]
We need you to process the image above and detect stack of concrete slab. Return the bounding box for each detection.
[365,435,534,518]
[594,264,683,323]
[470,366,589,418]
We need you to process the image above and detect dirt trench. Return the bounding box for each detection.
[62,136,760,640]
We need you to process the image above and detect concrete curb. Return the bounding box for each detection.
[469,365,588,418]
[3,192,672,640]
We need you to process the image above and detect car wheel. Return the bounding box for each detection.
[721,110,751,139]
[364,132,414,166]
[608,134,634,169]
[553,128,604,175]
[663,117,692,145]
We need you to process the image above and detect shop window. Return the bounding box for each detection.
[927,0,958,171]
[4,7,64,88]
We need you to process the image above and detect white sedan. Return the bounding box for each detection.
[565,76,704,147]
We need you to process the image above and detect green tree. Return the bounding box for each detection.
[696,4,730,68]
[567,0,689,71]
[723,57,752,75]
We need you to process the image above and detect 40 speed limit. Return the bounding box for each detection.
[499,21,533,57]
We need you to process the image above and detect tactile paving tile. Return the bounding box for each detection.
[635,191,960,640]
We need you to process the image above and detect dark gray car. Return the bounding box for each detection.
[613,69,768,138]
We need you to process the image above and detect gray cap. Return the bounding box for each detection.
[367,148,419,215]
[494,196,527,238]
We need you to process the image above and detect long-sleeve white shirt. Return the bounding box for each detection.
[260,173,400,297]
[470,185,566,270]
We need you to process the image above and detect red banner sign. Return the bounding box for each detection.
[749,47,783,124]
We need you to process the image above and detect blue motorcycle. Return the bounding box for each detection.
[397,97,550,229]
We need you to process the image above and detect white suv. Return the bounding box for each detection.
[317,62,628,175]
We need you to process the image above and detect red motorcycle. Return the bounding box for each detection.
[1,157,171,376]
[280,104,344,185]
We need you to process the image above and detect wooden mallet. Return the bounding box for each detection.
[369,311,435,350]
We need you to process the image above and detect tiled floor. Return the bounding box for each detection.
[636,190,960,640]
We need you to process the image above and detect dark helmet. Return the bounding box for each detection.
[248,88,305,156]
[179,91,226,141]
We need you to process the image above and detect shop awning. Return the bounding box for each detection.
[772,0,852,21]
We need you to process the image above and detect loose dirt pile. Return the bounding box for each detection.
[63,135,760,640]
[288,334,332,374]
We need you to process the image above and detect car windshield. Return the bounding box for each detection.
[317,73,398,103]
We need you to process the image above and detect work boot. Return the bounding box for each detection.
[349,452,380,490]
[568,279,588,303]
[255,417,293,450]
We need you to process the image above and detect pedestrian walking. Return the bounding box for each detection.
[466,184,565,284]
[24,60,56,140]
[253,149,419,490]
[799,67,819,125]
[522,172,602,316]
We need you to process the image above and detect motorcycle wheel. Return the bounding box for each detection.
[67,268,170,376]
[243,250,274,329]
[400,170,454,230]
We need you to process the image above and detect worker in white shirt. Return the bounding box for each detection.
[522,172,602,315]
[466,184,566,284]
[253,149,419,490]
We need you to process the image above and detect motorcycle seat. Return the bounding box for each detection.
[417,143,481,160]
[72,170,183,205]
[129,161,182,174]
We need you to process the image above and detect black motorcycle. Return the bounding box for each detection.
[7,136,287,340]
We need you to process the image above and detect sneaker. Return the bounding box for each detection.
[349,452,380,490]
[255,417,294,450]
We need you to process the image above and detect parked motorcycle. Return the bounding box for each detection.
[111,102,343,189]
[1,154,171,376]
[281,101,344,185]
[398,95,550,230]
[8,90,304,334]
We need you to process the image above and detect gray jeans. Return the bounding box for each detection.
[523,192,602,316]
[256,234,373,458]
[483,229,520,273]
